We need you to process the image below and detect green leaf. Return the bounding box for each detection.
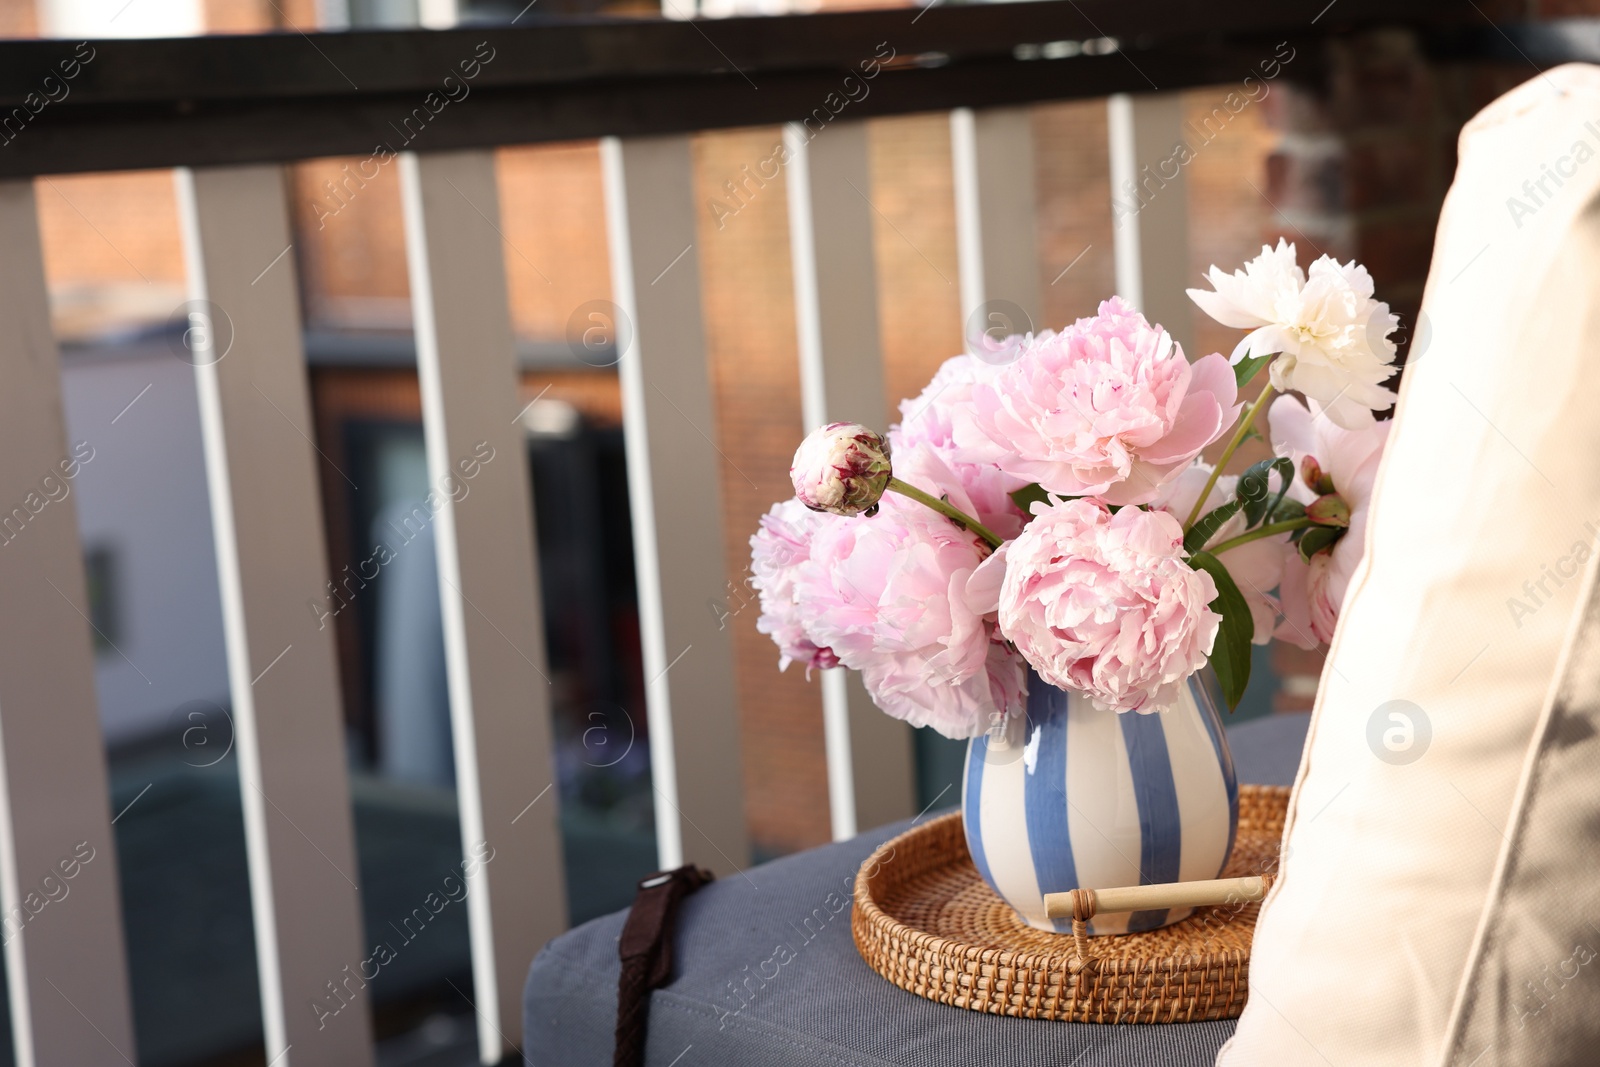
[1183,498,1243,554]
[1297,524,1344,561]
[1189,550,1254,711]
[1238,456,1295,528]
[1271,497,1306,524]
[1233,353,1272,389]
[1264,469,1296,525]
[1009,483,1051,515]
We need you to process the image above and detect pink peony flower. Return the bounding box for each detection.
[791,422,892,516]
[892,355,1029,541]
[969,499,1220,713]
[794,494,1025,739]
[1151,463,1286,644]
[1280,552,1341,648]
[952,298,1239,505]
[1267,394,1391,647]
[749,499,839,673]
[1187,240,1400,429]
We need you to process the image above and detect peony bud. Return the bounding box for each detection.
[1305,492,1351,527]
[1300,455,1335,495]
[790,422,892,517]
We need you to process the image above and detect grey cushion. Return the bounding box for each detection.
[523,712,1310,1066]
[1221,711,1309,787]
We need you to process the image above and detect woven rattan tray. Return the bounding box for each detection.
[852,784,1290,1024]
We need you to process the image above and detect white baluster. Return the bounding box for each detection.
[951,106,1044,338]
[1107,94,1194,354]
[600,135,750,872]
[0,179,137,1067]
[398,149,567,1064]
[784,119,916,840]
[177,164,375,1067]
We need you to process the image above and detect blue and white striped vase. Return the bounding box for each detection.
[962,669,1238,935]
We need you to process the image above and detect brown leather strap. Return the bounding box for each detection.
[613,864,714,1067]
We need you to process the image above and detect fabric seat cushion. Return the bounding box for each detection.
[524,713,1308,1066]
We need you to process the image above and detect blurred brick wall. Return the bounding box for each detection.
[1259,35,1532,354]
[201,0,319,32]
[1185,68,1298,542]
[0,0,34,36]
[1034,101,1117,329]
[496,142,613,340]
[870,113,965,416]
[34,173,187,338]
[292,158,414,331]
[289,144,616,334]
[1258,34,1533,707]
[1184,82,1282,369]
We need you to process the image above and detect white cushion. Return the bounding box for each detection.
[1219,63,1600,1066]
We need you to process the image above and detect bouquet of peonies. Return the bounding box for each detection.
[751,240,1397,738]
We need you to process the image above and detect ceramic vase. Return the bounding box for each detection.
[961,669,1238,934]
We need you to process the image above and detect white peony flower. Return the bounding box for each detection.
[1187,239,1400,430]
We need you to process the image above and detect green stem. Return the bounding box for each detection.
[887,476,1004,549]
[1207,516,1314,556]
[1183,382,1277,532]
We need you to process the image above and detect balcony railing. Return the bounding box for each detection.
[0,3,1577,1065]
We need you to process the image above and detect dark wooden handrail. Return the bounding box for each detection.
[0,2,1575,178]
